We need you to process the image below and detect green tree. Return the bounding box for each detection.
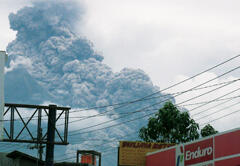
[201,124,218,137]
[139,102,199,143]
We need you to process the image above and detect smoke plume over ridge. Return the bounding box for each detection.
[5,1,168,165]
[6,0,163,108]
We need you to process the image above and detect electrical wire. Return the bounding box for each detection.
[178,95,240,107]
[1,54,239,158]
[195,100,240,121]
[199,108,240,127]
[67,70,240,136]
[187,86,240,114]
[47,90,240,160]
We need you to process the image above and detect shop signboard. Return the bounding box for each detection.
[118,141,173,166]
[81,154,96,166]
[146,128,240,166]
[184,138,213,165]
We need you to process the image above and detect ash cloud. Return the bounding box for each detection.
[5,0,171,165]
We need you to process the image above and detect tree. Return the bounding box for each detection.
[139,102,199,143]
[201,124,218,137]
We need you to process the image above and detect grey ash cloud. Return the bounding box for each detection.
[5,0,172,165]
[6,0,164,108]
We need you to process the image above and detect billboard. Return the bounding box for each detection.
[0,51,7,140]
[146,128,240,166]
[118,141,173,166]
[81,154,96,166]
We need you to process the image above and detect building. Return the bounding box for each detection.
[0,151,44,166]
[0,150,95,166]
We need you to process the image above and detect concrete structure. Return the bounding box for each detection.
[0,51,7,140]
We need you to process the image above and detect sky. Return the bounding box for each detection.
[1,0,240,121]
[0,0,240,164]
[1,0,240,123]
[1,0,240,88]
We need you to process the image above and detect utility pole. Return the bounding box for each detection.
[30,128,45,161]
[38,128,44,161]
[37,108,44,161]
[45,105,57,166]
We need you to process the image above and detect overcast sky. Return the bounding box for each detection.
[1,0,240,131]
[1,0,240,87]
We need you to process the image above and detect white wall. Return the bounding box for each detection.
[0,51,7,140]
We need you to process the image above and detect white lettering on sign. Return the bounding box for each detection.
[185,146,213,161]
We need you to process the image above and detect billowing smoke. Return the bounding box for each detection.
[5,1,170,165]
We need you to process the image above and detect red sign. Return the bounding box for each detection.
[184,138,213,165]
[146,148,176,166]
[215,156,240,166]
[215,130,240,159]
[146,128,240,166]
[81,155,96,165]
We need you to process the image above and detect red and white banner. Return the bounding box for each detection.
[146,128,240,166]
[185,138,213,165]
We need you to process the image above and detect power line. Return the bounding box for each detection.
[59,105,240,162]
[2,55,240,157]
[56,100,240,162]
[67,70,240,135]
[195,100,240,121]
[66,76,240,118]
[3,89,238,156]
[59,99,240,162]
[54,79,240,120]
[57,146,118,163]
[49,53,240,162]
[2,75,239,153]
[62,92,240,120]
[2,56,239,124]
[16,87,239,123]
[186,86,240,114]
[66,54,240,113]
[55,132,137,160]
[179,95,240,107]
[200,108,240,127]
[2,87,239,154]
[62,67,240,135]
[42,88,239,158]
[194,97,240,120]
[190,87,240,117]
[69,78,240,136]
